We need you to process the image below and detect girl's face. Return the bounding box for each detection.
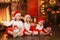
[15,15,21,20]
[38,21,44,25]
[26,17,31,22]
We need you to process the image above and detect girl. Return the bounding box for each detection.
[23,15,36,35]
[36,17,52,36]
[2,11,24,37]
[23,14,32,35]
[24,14,35,35]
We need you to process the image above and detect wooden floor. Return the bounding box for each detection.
[0,26,60,40]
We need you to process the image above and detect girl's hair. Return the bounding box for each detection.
[20,19,24,23]
[14,18,24,23]
[31,18,34,22]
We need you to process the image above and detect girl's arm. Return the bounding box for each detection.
[24,24,32,33]
[2,20,14,27]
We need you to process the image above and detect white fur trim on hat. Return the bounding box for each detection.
[15,13,21,17]
[24,15,31,22]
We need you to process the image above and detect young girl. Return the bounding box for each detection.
[23,15,37,35]
[23,14,32,35]
[2,11,24,37]
[36,17,52,36]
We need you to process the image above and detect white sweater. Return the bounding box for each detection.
[36,24,43,30]
[2,20,23,33]
[24,22,32,33]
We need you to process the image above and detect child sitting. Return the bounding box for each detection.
[35,17,52,36]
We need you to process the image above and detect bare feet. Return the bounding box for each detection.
[25,32,31,35]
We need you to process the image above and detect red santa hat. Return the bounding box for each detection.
[24,14,31,22]
[47,8,51,11]
[38,17,44,22]
[14,11,21,17]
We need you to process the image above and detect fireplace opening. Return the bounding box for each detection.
[0,3,11,30]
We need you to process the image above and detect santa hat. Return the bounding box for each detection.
[38,17,44,22]
[47,8,51,11]
[14,11,21,17]
[24,14,31,22]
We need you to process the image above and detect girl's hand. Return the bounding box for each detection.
[29,31,32,33]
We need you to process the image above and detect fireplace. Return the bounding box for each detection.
[0,3,11,22]
[0,3,11,30]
